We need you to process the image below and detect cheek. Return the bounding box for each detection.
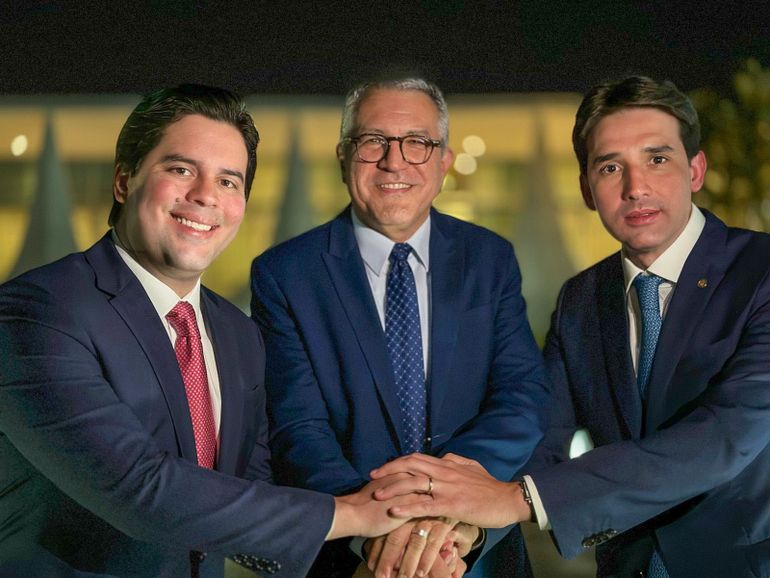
[223,196,246,224]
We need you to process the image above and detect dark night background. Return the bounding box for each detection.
[2,1,769,97]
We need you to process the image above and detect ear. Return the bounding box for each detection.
[689,150,707,193]
[335,142,347,184]
[439,146,455,176]
[579,173,596,210]
[113,165,130,204]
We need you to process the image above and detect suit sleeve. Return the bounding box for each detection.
[438,242,551,480]
[0,280,334,578]
[530,271,770,559]
[524,284,579,475]
[251,257,366,495]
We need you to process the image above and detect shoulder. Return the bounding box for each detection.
[253,219,337,272]
[431,209,514,255]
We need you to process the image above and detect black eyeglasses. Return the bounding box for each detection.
[341,133,443,165]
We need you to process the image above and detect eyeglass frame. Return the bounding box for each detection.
[340,133,444,165]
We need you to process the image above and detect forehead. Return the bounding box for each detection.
[587,107,683,154]
[149,114,247,164]
[355,89,440,133]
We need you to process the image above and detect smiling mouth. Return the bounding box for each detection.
[174,216,215,232]
[379,183,411,191]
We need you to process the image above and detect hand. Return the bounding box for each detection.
[327,475,432,540]
[370,453,529,528]
[366,517,457,578]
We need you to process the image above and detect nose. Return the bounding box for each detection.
[377,140,409,172]
[623,165,651,200]
[186,176,218,206]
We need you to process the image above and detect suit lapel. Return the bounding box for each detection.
[85,234,198,463]
[645,215,729,430]
[597,255,643,437]
[202,290,243,475]
[322,211,407,448]
[426,212,463,435]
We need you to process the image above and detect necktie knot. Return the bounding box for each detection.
[166,301,199,338]
[633,273,664,302]
[389,243,413,264]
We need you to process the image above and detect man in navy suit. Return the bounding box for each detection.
[0,84,423,578]
[251,77,550,578]
[371,76,770,578]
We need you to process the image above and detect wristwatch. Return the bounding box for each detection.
[515,479,538,524]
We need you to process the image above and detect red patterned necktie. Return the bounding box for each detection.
[166,301,217,469]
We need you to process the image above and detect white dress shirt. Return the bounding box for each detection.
[526,204,706,530]
[112,234,222,440]
[351,210,431,376]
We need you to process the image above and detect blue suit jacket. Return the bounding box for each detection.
[0,234,334,578]
[527,211,770,577]
[251,208,549,575]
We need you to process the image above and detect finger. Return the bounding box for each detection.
[415,522,454,577]
[371,454,447,479]
[396,522,431,578]
[366,536,384,571]
[374,475,433,501]
[451,556,467,578]
[373,522,413,578]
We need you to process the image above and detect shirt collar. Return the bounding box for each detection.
[622,203,706,294]
[352,210,431,277]
[111,230,202,319]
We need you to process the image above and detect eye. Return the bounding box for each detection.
[599,163,619,175]
[651,155,668,165]
[171,166,192,176]
[360,135,387,146]
[220,178,238,189]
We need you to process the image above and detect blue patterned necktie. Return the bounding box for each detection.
[633,273,669,578]
[385,243,426,454]
[634,273,664,398]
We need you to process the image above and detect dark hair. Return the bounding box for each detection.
[109,84,259,226]
[572,76,700,174]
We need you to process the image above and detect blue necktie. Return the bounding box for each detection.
[385,243,426,454]
[633,273,669,578]
[634,274,664,398]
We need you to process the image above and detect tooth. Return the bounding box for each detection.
[176,217,212,231]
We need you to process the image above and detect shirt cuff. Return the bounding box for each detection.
[522,474,551,531]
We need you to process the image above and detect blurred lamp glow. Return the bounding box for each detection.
[462,135,486,157]
[11,134,28,157]
[454,153,477,175]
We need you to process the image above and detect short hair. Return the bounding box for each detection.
[339,77,449,144]
[109,84,259,226]
[572,76,700,175]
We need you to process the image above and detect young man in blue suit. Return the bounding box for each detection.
[0,85,426,578]
[251,78,550,578]
[372,76,770,578]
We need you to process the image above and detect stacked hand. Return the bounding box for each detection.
[330,452,529,577]
[365,517,476,577]
[370,453,530,528]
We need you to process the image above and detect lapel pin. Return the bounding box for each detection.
[697,278,708,288]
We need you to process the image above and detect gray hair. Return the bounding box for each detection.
[339,77,449,144]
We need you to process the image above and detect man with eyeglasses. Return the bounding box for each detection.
[250,77,549,578]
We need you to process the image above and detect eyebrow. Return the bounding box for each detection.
[590,145,676,166]
[160,154,244,182]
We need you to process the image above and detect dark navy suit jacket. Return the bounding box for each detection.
[0,234,334,578]
[251,207,549,576]
[527,211,770,577]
